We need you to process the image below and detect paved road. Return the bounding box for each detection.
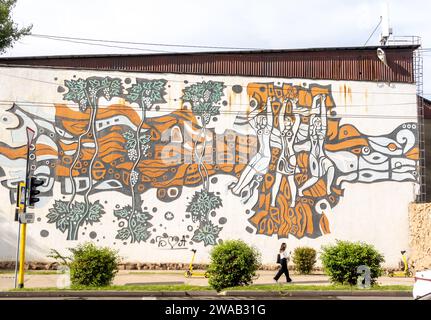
[0,296,413,300]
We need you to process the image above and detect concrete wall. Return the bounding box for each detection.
[425,117,431,201]
[0,66,420,267]
[409,203,431,271]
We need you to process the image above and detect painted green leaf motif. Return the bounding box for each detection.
[126,139,136,150]
[124,79,167,109]
[54,200,69,214]
[113,207,130,219]
[116,228,131,240]
[130,217,137,228]
[70,201,85,221]
[107,78,123,97]
[53,200,68,214]
[128,92,140,102]
[46,210,60,223]
[150,90,161,101]
[87,200,104,224]
[139,134,151,145]
[141,144,150,155]
[127,84,142,102]
[122,130,151,159]
[89,79,100,88]
[63,79,89,111]
[188,202,208,223]
[136,211,152,223]
[134,225,151,242]
[182,81,225,125]
[114,204,153,244]
[192,221,222,246]
[63,76,123,112]
[182,81,225,104]
[56,216,69,233]
[122,130,135,140]
[47,199,106,241]
[209,195,222,210]
[88,76,123,101]
[186,189,223,223]
[47,200,69,223]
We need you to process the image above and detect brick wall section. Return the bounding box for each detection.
[409,203,431,271]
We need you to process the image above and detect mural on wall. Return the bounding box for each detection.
[0,75,420,247]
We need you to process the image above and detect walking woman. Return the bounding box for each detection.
[274,243,292,283]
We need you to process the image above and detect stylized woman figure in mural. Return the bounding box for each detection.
[230,96,274,199]
[270,98,301,208]
[298,94,335,196]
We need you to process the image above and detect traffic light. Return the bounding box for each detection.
[28,176,44,206]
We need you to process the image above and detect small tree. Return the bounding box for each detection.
[0,0,32,53]
[292,247,317,274]
[207,240,261,291]
[49,242,120,287]
[320,240,384,286]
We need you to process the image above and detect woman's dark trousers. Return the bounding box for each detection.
[274,258,292,282]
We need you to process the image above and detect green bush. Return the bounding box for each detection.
[320,240,384,285]
[292,247,317,274]
[49,242,120,287]
[207,240,261,292]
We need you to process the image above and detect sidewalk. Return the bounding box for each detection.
[0,270,415,291]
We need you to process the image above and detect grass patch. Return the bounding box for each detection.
[127,271,184,275]
[9,283,412,292]
[228,284,413,291]
[10,284,212,292]
[1,270,185,276]
[0,270,59,275]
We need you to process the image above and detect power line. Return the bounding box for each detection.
[1,101,420,120]
[29,34,261,51]
[28,35,176,54]
[0,98,420,109]
[31,33,431,52]
[0,71,427,97]
[364,17,383,46]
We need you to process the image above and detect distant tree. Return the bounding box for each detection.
[0,0,32,53]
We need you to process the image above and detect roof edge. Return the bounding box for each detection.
[0,44,420,60]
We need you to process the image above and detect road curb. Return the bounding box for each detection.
[0,290,411,298]
[0,291,187,298]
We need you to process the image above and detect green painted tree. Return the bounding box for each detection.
[47,76,123,241]
[0,0,32,53]
[182,81,226,246]
[116,79,167,243]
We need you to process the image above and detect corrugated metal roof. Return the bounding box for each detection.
[424,97,431,119]
[0,45,419,83]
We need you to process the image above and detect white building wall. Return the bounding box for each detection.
[0,66,419,267]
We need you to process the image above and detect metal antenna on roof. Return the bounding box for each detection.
[380,1,393,45]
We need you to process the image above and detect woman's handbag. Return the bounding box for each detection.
[276,253,281,264]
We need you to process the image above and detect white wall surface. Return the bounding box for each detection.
[0,66,418,267]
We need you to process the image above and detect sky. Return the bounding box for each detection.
[2,0,431,98]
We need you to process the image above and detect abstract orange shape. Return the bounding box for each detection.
[319,213,331,234]
[406,147,419,160]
